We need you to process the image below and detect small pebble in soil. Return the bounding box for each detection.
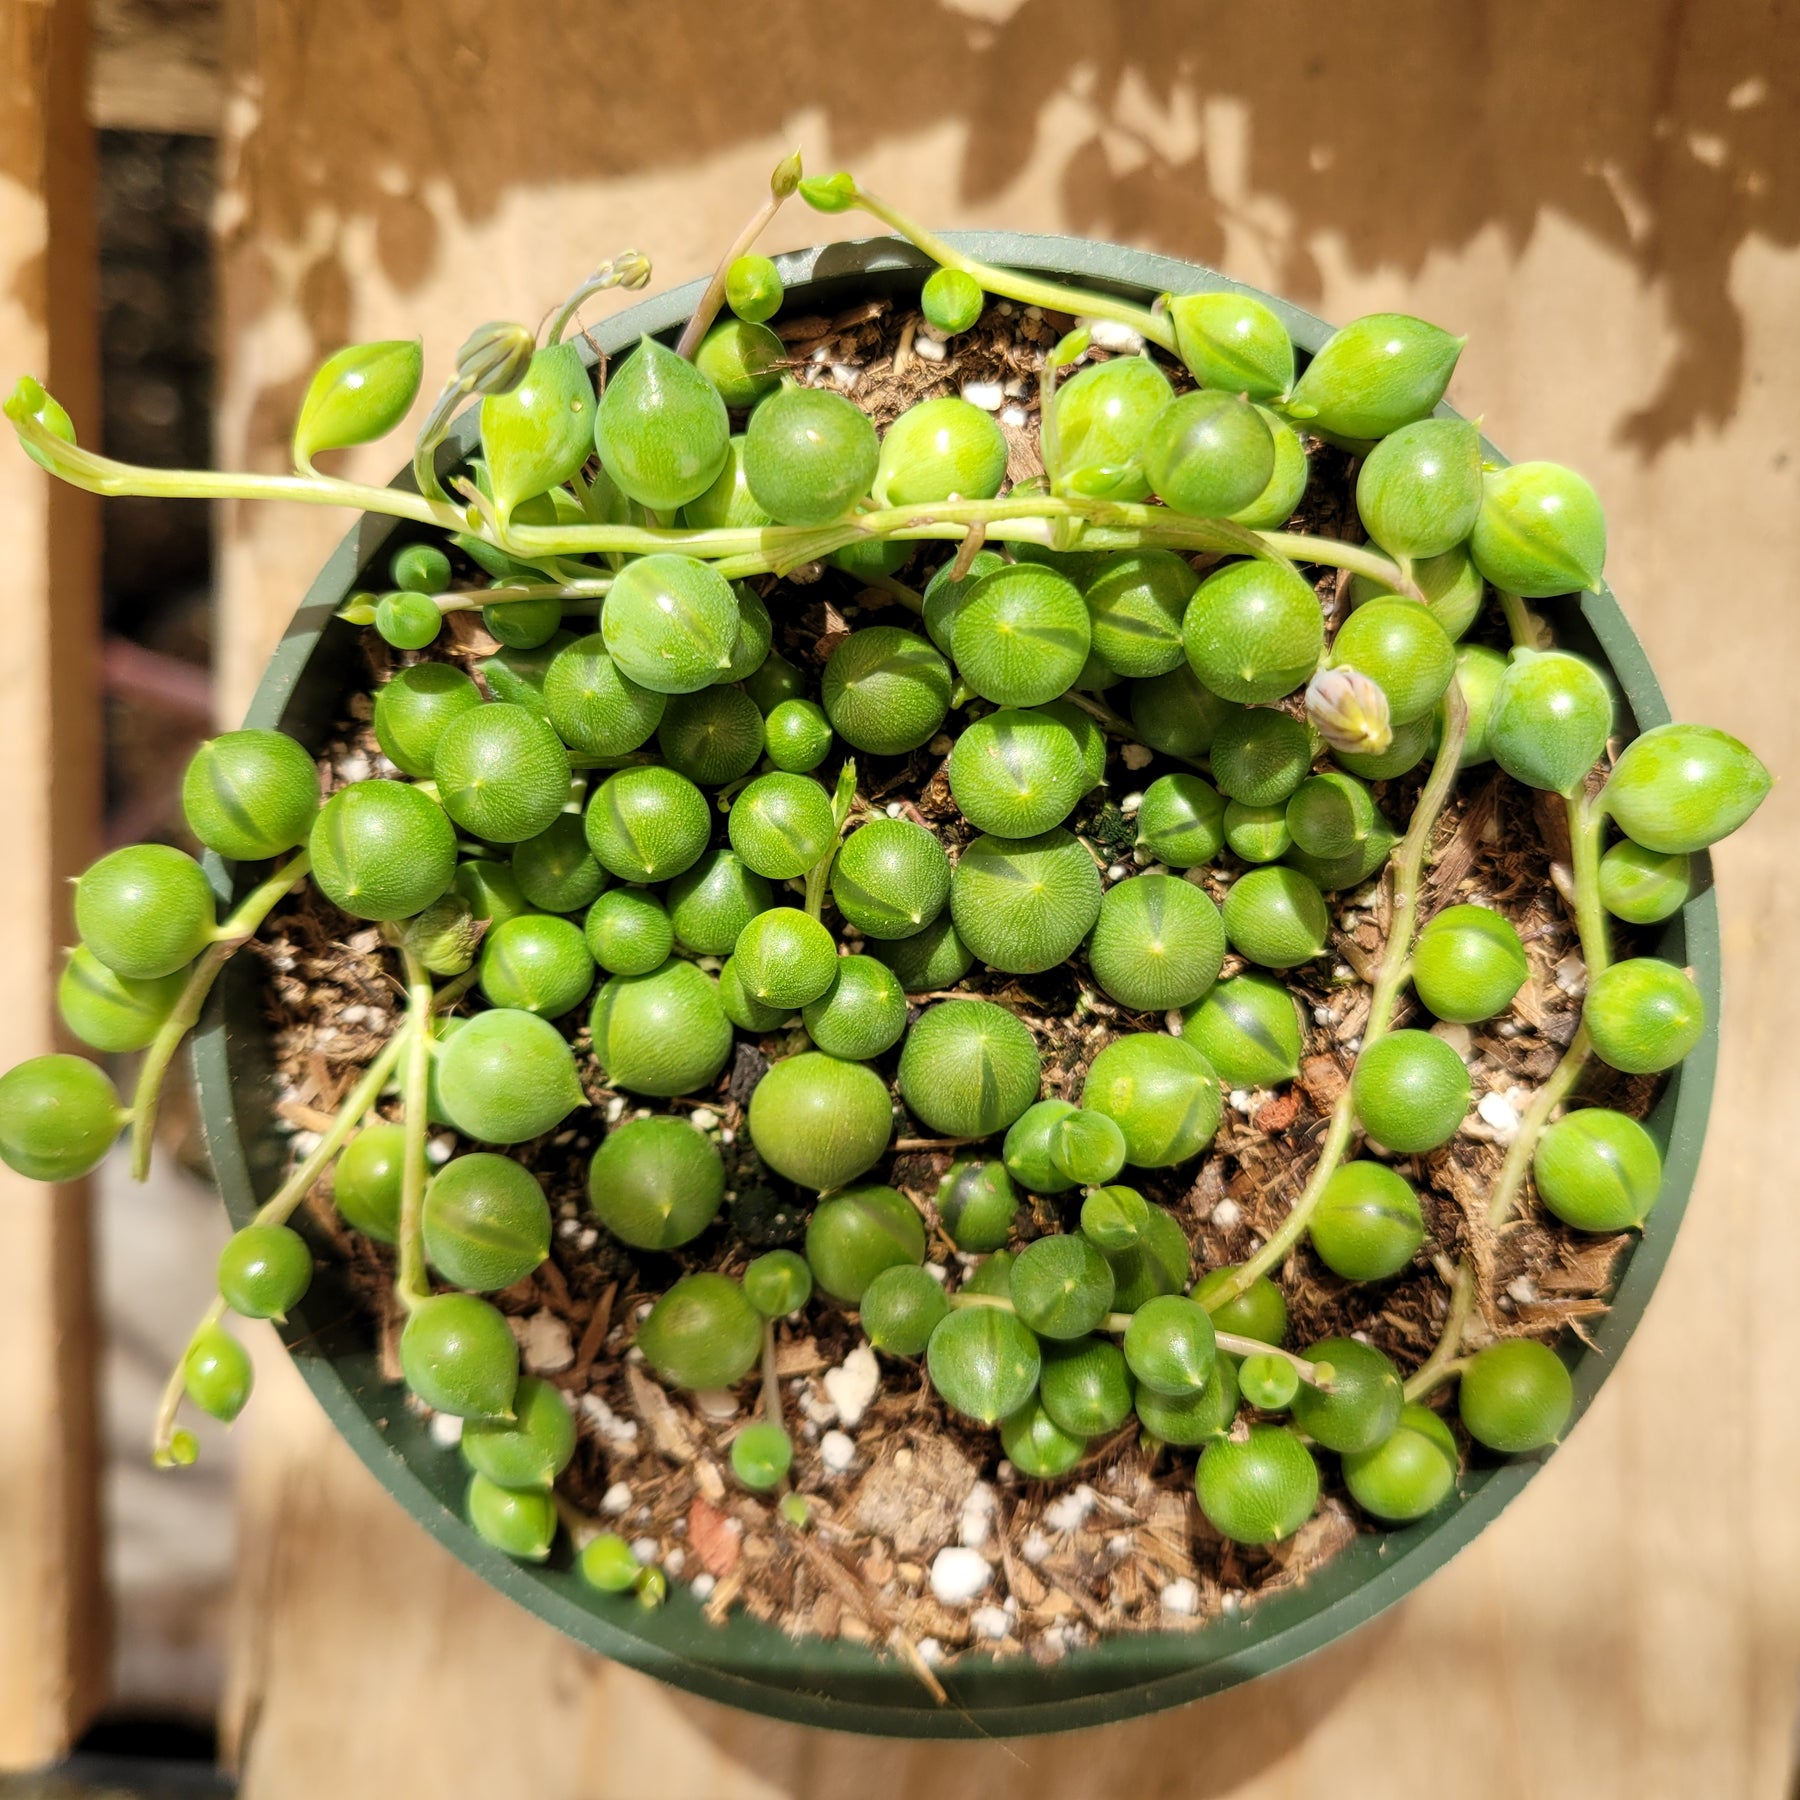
[691,1573,715,1600]
[1021,1530,1052,1565]
[917,1638,944,1665]
[1044,1485,1097,1534]
[665,1548,686,1576]
[820,1429,857,1474]
[1508,1275,1540,1305]
[601,1482,632,1514]
[1554,952,1588,996]
[1477,1091,1521,1138]
[1212,1198,1242,1229]
[1086,318,1146,353]
[1121,743,1153,769]
[823,1346,880,1428]
[693,1388,739,1421]
[959,1482,997,1550]
[1120,791,1144,815]
[511,1312,575,1374]
[914,335,946,363]
[578,1394,639,1450]
[631,1537,659,1565]
[1001,405,1029,428]
[689,1108,718,1131]
[971,1605,1010,1640]
[1431,1021,1475,1059]
[961,380,1004,411]
[1161,1578,1201,1617]
[930,1546,993,1606]
[428,1412,463,1449]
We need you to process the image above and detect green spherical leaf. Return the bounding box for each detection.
[806,1184,926,1302]
[1038,1335,1133,1437]
[1413,904,1528,1024]
[733,906,838,1010]
[1310,1160,1425,1282]
[333,1121,405,1242]
[1343,1402,1459,1523]
[434,1009,584,1143]
[511,813,605,915]
[1208,707,1311,809]
[577,1532,643,1592]
[666,848,771,957]
[681,435,772,532]
[743,651,806,715]
[1087,873,1225,1012]
[719,957,795,1032]
[1286,313,1462,441]
[423,1152,551,1291]
[1583,957,1705,1074]
[656,686,765,787]
[921,267,982,335]
[218,1222,312,1320]
[584,887,674,976]
[1333,712,1433,782]
[375,663,483,777]
[592,335,730,513]
[1123,1292,1217,1396]
[949,707,1086,837]
[694,318,784,408]
[730,1421,794,1491]
[479,342,593,522]
[926,1305,1041,1424]
[1136,1353,1239,1445]
[831,818,950,939]
[588,1115,724,1249]
[1196,1424,1317,1543]
[590,958,733,1096]
[1330,599,1456,726]
[1082,549,1198,679]
[1143,390,1274,518]
[182,729,319,861]
[922,548,1006,654]
[1598,840,1693,925]
[1180,974,1304,1089]
[1469,460,1606,597]
[1009,1233,1115,1340]
[748,1051,893,1189]
[726,254,784,324]
[1048,357,1172,502]
[399,1293,519,1419]
[1080,1031,1221,1167]
[936,1157,1019,1254]
[950,828,1103,975]
[868,915,972,992]
[1285,770,1382,861]
[1079,1182,1151,1251]
[0,1054,120,1182]
[743,1249,813,1318]
[1183,558,1324,707]
[1458,1339,1573,1453]
[1051,1108,1127,1188]
[1166,291,1294,399]
[183,1323,254,1423]
[310,781,455,923]
[1003,1098,1080,1194]
[542,634,667,758]
[1228,409,1311,529]
[1355,417,1482,560]
[743,382,877,525]
[1100,1202,1193,1312]
[1602,722,1772,854]
[583,765,711,882]
[952,565,1092,708]
[1000,1398,1087,1479]
[477,633,574,720]
[764,698,833,773]
[821,626,951,754]
[57,948,185,1055]
[433,703,570,844]
[461,1374,576,1492]
[859,1263,949,1355]
[1135,774,1226,868]
[1237,1352,1300,1412]
[602,553,741,695]
[1291,1336,1402,1453]
[75,843,216,981]
[897,998,1041,1138]
[1222,799,1292,862]
[728,772,836,879]
[1349,540,1487,642]
[1193,1264,1289,1345]
[875,396,1007,507]
[391,542,452,594]
[1350,1029,1471,1152]
[801,955,908,1060]
[1534,1106,1662,1232]
[1129,663,1233,759]
[1485,650,1613,794]
[293,338,423,464]
[1222,866,1328,969]
[637,1273,762,1390]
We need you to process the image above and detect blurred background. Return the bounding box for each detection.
[3,0,1797,1795]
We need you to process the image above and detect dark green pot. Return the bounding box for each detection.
[192,235,1718,1738]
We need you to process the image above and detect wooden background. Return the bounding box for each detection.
[8,0,1800,1791]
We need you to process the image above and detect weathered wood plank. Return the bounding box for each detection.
[215,4,1800,1794]
[0,0,109,1768]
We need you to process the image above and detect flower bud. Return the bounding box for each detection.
[1166,292,1295,400]
[770,148,804,199]
[401,894,484,977]
[1307,666,1394,757]
[292,339,423,468]
[798,171,857,213]
[1469,460,1606,597]
[453,321,536,400]
[1285,313,1464,443]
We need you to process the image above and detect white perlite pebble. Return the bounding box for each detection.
[605,1096,627,1123]
[929,1546,993,1605]
[1228,1089,1254,1115]
[689,1108,718,1132]
[428,1412,463,1449]
[1477,1091,1521,1136]
[664,1548,686,1577]
[1554,951,1589,996]
[914,334,947,363]
[426,1134,454,1166]
[1161,1578,1201,1617]
[959,1481,997,1549]
[1021,1529,1052,1565]
[971,1605,1011,1640]
[917,1637,944,1666]
[511,1311,575,1374]
[631,1537,660,1566]
[1507,1274,1540,1305]
[690,1573,716,1601]
[692,1388,739,1421]
[1044,1485,1097,1534]
[1000,404,1029,428]
[961,379,1005,410]
[820,1430,857,1474]
[823,1345,881,1428]
[1085,317,1146,353]
[1121,743,1154,770]
[1212,1198,1242,1229]
[1120,791,1145,815]
[601,1482,633,1515]
[1431,1021,1475,1060]
[577,1394,640,1452]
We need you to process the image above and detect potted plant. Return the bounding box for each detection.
[0,158,1769,1737]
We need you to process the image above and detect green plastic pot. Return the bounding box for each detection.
[191,235,1718,1738]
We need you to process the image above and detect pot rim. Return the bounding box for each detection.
[191,232,1718,1739]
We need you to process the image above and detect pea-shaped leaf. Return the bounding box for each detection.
[1601,722,1772,854]
[637,1273,762,1391]
[293,339,423,468]
[590,958,733,1097]
[926,1305,1042,1424]
[748,1052,894,1190]
[1485,649,1613,795]
[479,341,594,524]
[1285,313,1463,442]
[0,1055,122,1184]
[897,999,1042,1138]
[592,336,730,513]
[423,1152,552,1291]
[1010,1233,1115,1340]
[587,1115,724,1250]
[1165,291,1294,400]
[1469,460,1606,597]
[949,829,1103,975]
[1534,1106,1663,1232]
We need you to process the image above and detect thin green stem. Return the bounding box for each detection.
[1402,1259,1477,1402]
[1497,589,1549,650]
[1485,1026,1592,1229]
[674,154,801,360]
[803,761,859,921]
[1206,677,1470,1306]
[1259,532,1427,605]
[129,850,312,1180]
[432,578,611,615]
[1565,789,1612,979]
[760,1319,784,1430]
[394,943,436,1312]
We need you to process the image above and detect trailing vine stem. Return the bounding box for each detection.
[1201,676,1471,1311]
[1401,1258,1476,1403]
[801,761,860,922]
[129,848,312,1181]
[392,940,437,1313]
[1485,1028,1592,1229]
[672,151,802,360]
[943,1289,1328,1388]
